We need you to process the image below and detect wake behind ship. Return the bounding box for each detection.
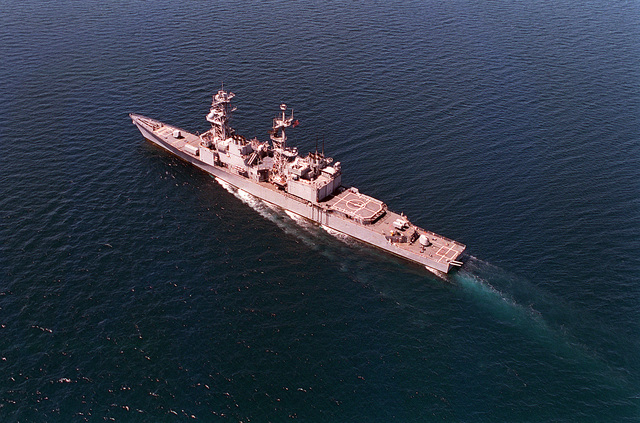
[130,89,465,273]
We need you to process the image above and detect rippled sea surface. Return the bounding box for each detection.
[1,0,639,421]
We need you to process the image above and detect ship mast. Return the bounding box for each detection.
[269,103,296,183]
[206,89,236,142]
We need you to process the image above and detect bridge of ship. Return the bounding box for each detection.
[326,189,386,224]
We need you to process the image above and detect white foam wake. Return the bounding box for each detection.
[214,177,275,222]
[320,224,354,244]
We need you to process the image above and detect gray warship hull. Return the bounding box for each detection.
[130,112,465,273]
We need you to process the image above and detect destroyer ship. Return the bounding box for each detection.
[130,89,465,273]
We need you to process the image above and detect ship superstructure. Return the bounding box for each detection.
[130,89,465,273]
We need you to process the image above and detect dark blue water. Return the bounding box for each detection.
[1,0,639,421]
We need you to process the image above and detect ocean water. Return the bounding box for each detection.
[1,0,639,421]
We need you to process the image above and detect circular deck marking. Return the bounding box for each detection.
[346,199,365,210]
[328,190,386,223]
